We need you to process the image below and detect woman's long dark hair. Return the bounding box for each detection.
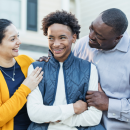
[0,19,12,43]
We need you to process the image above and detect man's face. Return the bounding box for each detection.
[89,15,121,50]
[47,23,76,62]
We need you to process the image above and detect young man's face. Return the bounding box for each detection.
[47,23,76,62]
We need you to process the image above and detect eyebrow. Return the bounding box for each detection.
[59,35,66,37]
[48,35,66,37]
[10,35,15,38]
[48,35,54,37]
[9,32,19,39]
[8,35,15,40]
[91,22,105,38]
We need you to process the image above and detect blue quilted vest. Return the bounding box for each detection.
[28,52,105,130]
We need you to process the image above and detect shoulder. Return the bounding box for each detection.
[15,55,35,77]
[32,61,46,69]
[15,55,35,64]
[78,35,89,42]
[73,36,89,57]
[74,56,90,64]
[74,56,91,71]
[75,35,89,48]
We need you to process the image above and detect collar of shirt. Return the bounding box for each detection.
[49,52,74,69]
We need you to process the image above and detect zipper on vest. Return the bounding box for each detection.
[63,66,69,104]
[51,63,60,105]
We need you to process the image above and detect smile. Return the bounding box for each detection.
[89,39,96,44]
[13,47,19,52]
[53,48,64,53]
[89,39,100,45]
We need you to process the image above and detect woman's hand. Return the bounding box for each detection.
[22,67,43,91]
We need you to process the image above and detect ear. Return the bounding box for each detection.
[115,35,123,43]
[72,34,77,43]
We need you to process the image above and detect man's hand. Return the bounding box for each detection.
[37,56,50,62]
[86,88,109,111]
[73,100,88,114]
[37,50,52,62]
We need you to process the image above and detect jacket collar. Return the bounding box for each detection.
[49,50,74,69]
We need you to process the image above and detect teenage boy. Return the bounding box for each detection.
[27,10,105,130]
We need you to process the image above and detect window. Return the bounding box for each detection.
[27,0,37,31]
[0,0,21,29]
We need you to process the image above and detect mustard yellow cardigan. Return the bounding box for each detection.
[0,55,34,130]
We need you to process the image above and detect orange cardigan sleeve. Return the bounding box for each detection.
[0,84,31,127]
[0,55,35,127]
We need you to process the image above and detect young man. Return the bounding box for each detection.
[73,8,130,130]
[27,11,105,130]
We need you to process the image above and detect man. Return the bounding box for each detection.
[73,8,130,130]
[27,10,105,130]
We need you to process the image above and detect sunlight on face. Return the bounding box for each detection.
[0,24,21,59]
[48,23,76,62]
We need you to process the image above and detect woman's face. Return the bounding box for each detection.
[0,24,21,59]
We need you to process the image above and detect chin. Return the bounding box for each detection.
[89,42,100,49]
[13,53,19,58]
[54,53,63,59]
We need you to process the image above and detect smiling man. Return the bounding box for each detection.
[26,10,105,130]
[73,8,130,130]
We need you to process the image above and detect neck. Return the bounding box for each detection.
[0,56,15,68]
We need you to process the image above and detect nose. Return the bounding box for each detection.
[53,40,60,47]
[89,29,96,40]
[16,37,21,45]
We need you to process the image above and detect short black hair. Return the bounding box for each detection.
[102,8,128,35]
[0,19,12,43]
[42,10,80,39]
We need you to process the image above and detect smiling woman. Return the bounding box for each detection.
[0,24,20,60]
[0,19,43,130]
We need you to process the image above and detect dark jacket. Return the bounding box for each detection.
[28,52,105,130]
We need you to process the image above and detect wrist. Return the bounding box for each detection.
[105,96,109,111]
[73,103,78,114]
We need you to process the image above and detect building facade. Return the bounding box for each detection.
[0,0,129,59]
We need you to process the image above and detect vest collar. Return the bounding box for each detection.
[49,50,74,69]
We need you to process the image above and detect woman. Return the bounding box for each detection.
[0,19,43,130]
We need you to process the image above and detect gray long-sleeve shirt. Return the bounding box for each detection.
[73,31,130,130]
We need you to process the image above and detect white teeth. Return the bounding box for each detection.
[54,49,62,51]
[14,48,19,50]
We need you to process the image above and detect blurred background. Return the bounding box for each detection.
[0,0,130,59]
